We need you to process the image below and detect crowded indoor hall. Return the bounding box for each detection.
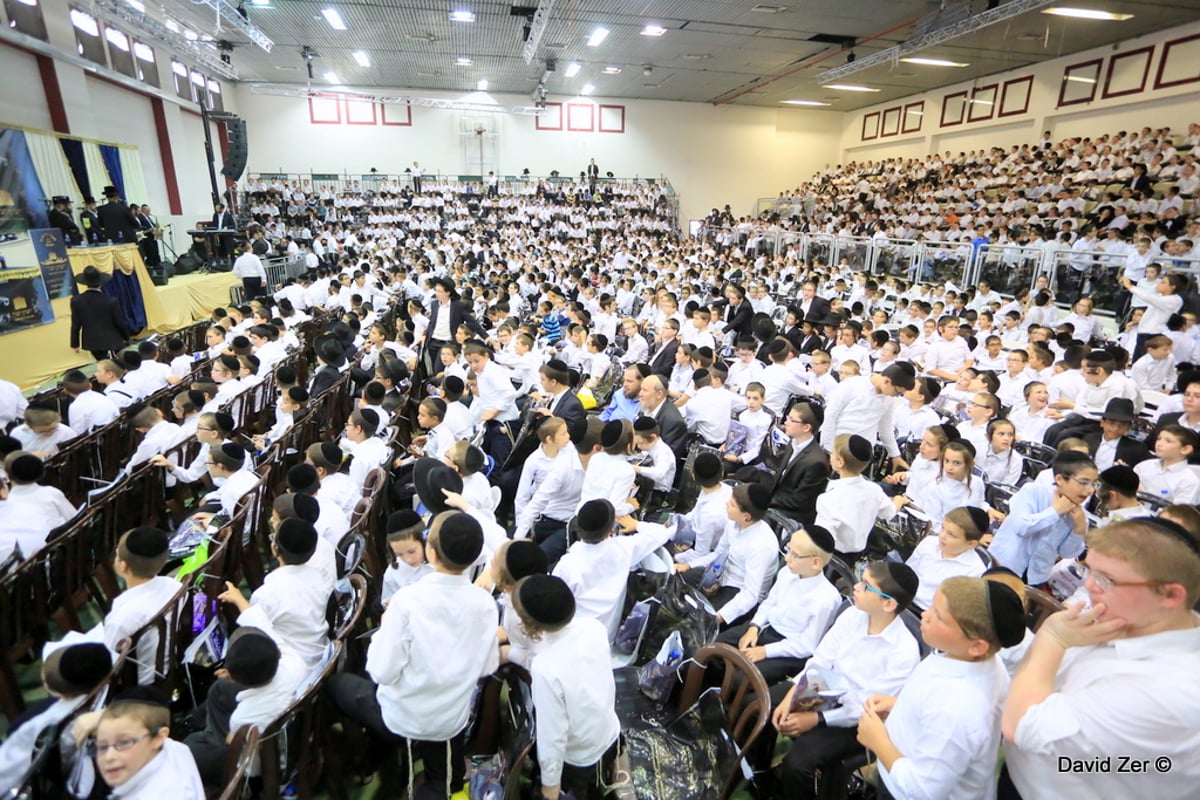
[1,1,1198,799]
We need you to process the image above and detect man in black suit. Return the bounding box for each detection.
[48,196,82,246]
[647,322,680,380]
[96,188,138,244]
[212,203,236,259]
[534,359,586,428]
[586,158,599,194]
[722,283,754,339]
[795,280,832,322]
[1083,399,1151,470]
[768,401,830,527]
[69,266,129,360]
[79,196,102,244]
[309,337,345,397]
[420,277,487,376]
[638,374,688,459]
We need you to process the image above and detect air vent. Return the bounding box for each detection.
[752,4,788,12]
[544,42,566,49]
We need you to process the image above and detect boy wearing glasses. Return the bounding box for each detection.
[1003,517,1200,800]
[717,525,842,685]
[989,452,1098,586]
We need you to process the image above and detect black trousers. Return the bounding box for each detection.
[680,569,752,628]
[242,276,263,299]
[327,672,466,800]
[559,739,618,800]
[716,624,808,686]
[779,725,863,799]
[89,349,117,361]
[532,516,569,569]
[184,678,242,792]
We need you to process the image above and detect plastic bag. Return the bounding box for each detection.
[615,600,653,656]
[638,631,684,706]
[638,574,719,665]
[699,561,723,596]
[787,665,846,714]
[467,754,505,800]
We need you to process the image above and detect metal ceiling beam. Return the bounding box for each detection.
[815,0,1061,84]
[179,0,274,52]
[248,84,548,116]
[92,0,238,79]
[522,0,557,65]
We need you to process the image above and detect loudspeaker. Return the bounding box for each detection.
[174,252,202,275]
[220,118,248,181]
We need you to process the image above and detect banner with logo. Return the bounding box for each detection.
[31,227,72,299]
[0,266,55,335]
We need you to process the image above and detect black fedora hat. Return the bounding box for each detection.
[413,457,463,515]
[77,265,111,288]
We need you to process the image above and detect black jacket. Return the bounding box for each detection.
[69,288,129,350]
[1083,432,1151,468]
[96,201,139,244]
[309,365,341,398]
[724,300,754,338]
[426,299,487,343]
[48,209,81,246]
[768,440,831,527]
[647,339,679,380]
[648,401,689,459]
[548,390,586,428]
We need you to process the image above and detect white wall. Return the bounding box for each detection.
[231,86,844,223]
[0,45,54,130]
[841,19,1200,161]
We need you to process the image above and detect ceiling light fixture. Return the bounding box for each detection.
[822,83,880,92]
[323,70,340,82]
[641,24,667,36]
[321,8,346,30]
[1042,7,1133,21]
[900,56,968,67]
[1065,75,1097,83]
[564,61,581,77]
[456,56,473,66]
[781,99,830,106]
[587,27,609,47]
[477,79,488,91]
[353,50,369,67]
[449,10,475,22]
[580,83,594,94]
[602,65,621,74]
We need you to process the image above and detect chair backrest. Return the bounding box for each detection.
[899,607,932,658]
[328,573,368,641]
[116,580,190,693]
[257,639,344,798]
[1024,586,1064,632]
[823,555,858,597]
[335,532,367,578]
[216,725,261,800]
[676,643,771,800]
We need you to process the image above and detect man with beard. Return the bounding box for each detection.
[598,364,648,422]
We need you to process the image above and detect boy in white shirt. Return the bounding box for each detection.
[631,416,676,494]
[1133,425,1200,504]
[684,365,746,446]
[905,505,989,610]
[328,512,499,797]
[12,404,78,457]
[61,369,119,433]
[923,316,973,381]
[1128,334,1176,392]
[673,451,733,565]
[718,526,843,684]
[512,575,621,800]
[815,435,898,556]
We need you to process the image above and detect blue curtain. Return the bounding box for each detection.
[99,144,125,202]
[0,129,50,232]
[59,138,90,200]
[102,270,147,334]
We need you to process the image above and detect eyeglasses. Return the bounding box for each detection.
[1078,563,1163,592]
[785,417,806,425]
[784,550,819,561]
[856,579,895,601]
[1069,476,1097,490]
[197,427,217,432]
[86,734,150,757]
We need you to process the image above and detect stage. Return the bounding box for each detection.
[3,245,239,391]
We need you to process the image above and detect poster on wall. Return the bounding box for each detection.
[0,267,55,335]
[30,228,72,299]
[0,129,50,240]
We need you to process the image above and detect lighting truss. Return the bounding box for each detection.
[522,0,557,64]
[816,0,1060,84]
[185,0,274,52]
[248,83,548,116]
[92,0,238,78]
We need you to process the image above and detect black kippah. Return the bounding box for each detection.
[692,451,722,481]
[632,416,657,433]
[805,525,836,554]
[516,575,575,627]
[504,541,548,582]
[965,506,991,535]
[124,526,168,558]
[986,581,1027,649]
[600,420,624,448]
[9,454,43,482]
[846,434,873,463]
[387,509,423,533]
[436,512,484,567]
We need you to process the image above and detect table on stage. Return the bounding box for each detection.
[187,228,238,268]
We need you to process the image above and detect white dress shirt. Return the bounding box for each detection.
[879,654,1010,800]
[214,468,261,518]
[348,435,389,490]
[228,647,309,734]
[0,695,86,790]
[1133,458,1200,504]
[514,448,584,539]
[578,452,637,517]
[893,402,941,443]
[821,375,901,458]
[0,379,28,429]
[760,363,811,417]
[12,423,78,456]
[109,739,205,799]
[531,617,621,787]
[4,483,77,529]
[797,607,920,726]
[367,572,499,740]
[103,576,184,685]
[1008,406,1054,444]
[904,535,987,610]
[674,483,734,565]
[318,472,361,518]
[237,563,331,668]
[750,572,842,659]
[128,421,187,468]
[553,522,673,639]
[923,337,972,376]
[685,386,744,445]
[815,475,897,553]
[66,389,118,433]
[981,446,1023,486]
[1008,621,1200,800]
[689,519,779,623]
